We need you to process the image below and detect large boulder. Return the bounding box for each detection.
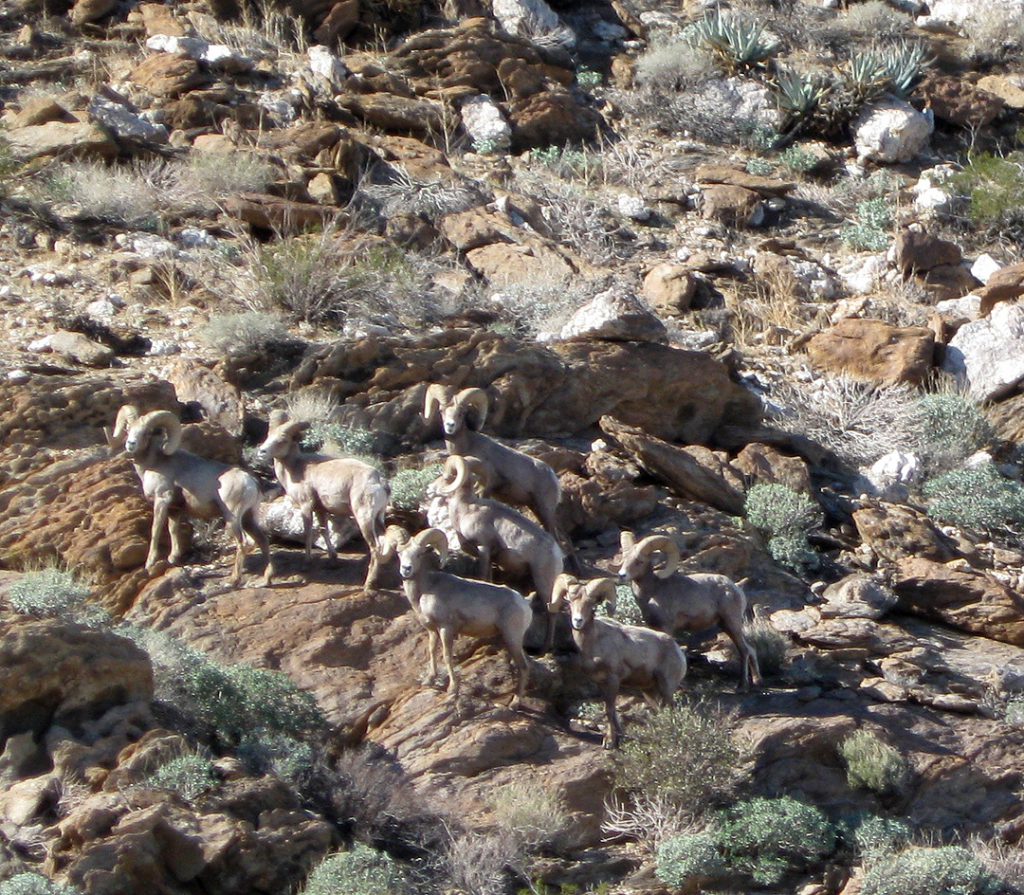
[559,288,667,344]
[976,261,1024,316]
[805,318,935,386]
[5,122,117,163]
[941,302,1024,400]
[853,96,933,164]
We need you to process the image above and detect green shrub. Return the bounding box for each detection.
[923,465,1024,531]
[635,41,717,88]
[861,846,1000,895]
[744,619,788,676]
[716,796,836,885]
[0,874,80,895]
[842,197,894,251]
[389,466,442,511]
[952,152,1024,237]
[614,701,743,810]
[42,161,165,229]
[744,483,821,572]
[853,815,913,861]
[0,133,17,197]
[604,584,644,626]
[841,0,912,40]
[300,844,407,895]
[576,66,602,90]
[839,730,909,795]
[914,392,992,473]
[201,312,289,358]
[779,145,820,175]
[183,150,274,197]
[145,753,218,800]
[656,832,725,888]
[8,568,107,626]
[237,730,316,782]
[746,158,776,177]
[303,421,378,460]
[490,780,570,851]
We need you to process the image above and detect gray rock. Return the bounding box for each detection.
[942,302,1024,400]
[88,96,168,144]
[46,331,114,368]
[461,95,512,152]
[559,287,667,343]
[853,96,933,164]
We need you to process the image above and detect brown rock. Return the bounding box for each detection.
[48,331,114,368]
[600,417,746,514]
[695,164,795,197]
[985,391,1024,444]
[977,73,1024,110]
[129,54,208,99]
[385,212,438,249]
[852,502,959,565]
[977,261,1024,316]
[223,193,334,234]
[465,239,578,286]
[732,443,812,494]
[70,0,117,24]
[439,207,511,252]
[5,121,117,162]
[507,88,603,150]
[641,263,697,317]
[163,359,244,437]
[138,2,186,36]
[698,184,765,228]
[312,0,359,44]
[805,318,935,386]
[258,121,341,161]
[11,97,73,128]
[917,72,1004,129]
[337,93,444,134]
[920,263,978,303]
[893,227,962,276]
[307,171,340,205]
[894,557,1024,646]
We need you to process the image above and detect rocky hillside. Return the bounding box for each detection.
[2,0,1024,892]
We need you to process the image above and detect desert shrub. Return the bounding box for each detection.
[602,791,695,848]
[839,730,909,795]
[303,421,378,460]
[656,832,725,888]
[487,281,590,337]
[7,567,107,626]
[43,161,162,227]
[635,40,718,87]
[853,815,913,861]
[779,145,820,175]
[181,151,275,198]
[840,0,911,40]
[601,584,643,626]
[744,483,821,571]
[301,844,408,895]
[201,312,289,357]
[716,796,836,885]
[842,197,894,251]
[744,619,788,675]
[144,753,218,800]
[444,829,521,895]
[861,845,1000,895]
[923,465,1024,531]
[389,466,442,511]
[490,780,570,852]
[576,66,602,90]
[913,392,992,474]
[746,157,776,176]
[0,874,80,895]
[613,701,743,811]
[971,836,1024,892]
[237,730,315,782]
[0,133,17,196]
[962,5,1024,63]
[952,152,1024,237]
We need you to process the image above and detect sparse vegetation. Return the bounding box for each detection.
[656,832,725,889]
[861,845,1001,895]
[923,465,1024,531]
[853,815,913,861]
[7,567,106,625]
[684,9,779,74]
[842,197,895,251]
[0,874,81,895]
[953,153,1024,238]
[913,391,992,474]
[201,312,290,358]
[0,133,17,196]
[490,779,570,852]
[300,845,408,895]
[389,465,442,511]
[144,753,218,800]
[744,483,822,571]
[839,730,909,795]
[744,619,788,675]
[237,730,316,782]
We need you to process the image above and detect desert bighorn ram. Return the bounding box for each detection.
[111,404,274,586]
[617,532,761,690]
[257,410,389,589]
[423,384,576,569]
[382,525,532,705]
[552,574,686,749]
[440,455,563,652]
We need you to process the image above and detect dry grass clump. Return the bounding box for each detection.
[962,4,1024,63]
[832,0,912,42]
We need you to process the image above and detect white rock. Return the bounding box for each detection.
[116,233,177,258]
[617,193,651,221]
[258,93,298,125]
[791,260,838,300]
[145,34,207,55]
[971,253,1002,284]
[307,46,347,91]
[257,494,357,550]
[88,96,168,143]
[700,77,782,132]
[492,0,569,42]
[7,370,30,384]
[837,254,887,294]
[867,450,921,486]
[917,0,1024,31]
[177,228,217,249]
[460,94,512,152]
[942,302,1024,400]
[85,298,119,318]
[560,287,667,343]
[201,43,251,73]
[911,164,957,214]
[935,293,982,320]
[853,96,934,164]
[966,450,994,468]
[146,339,181,356]
[28,335,53,352]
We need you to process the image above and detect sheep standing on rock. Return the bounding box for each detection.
[383,525,532,705]
[552,574,686,749]
[616,532,761,690]
[423,384,577,571]
[257,411,389,589]
[439,455,564,652]
[111,404,274,586]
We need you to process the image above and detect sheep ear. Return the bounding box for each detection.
[269,409,289,428]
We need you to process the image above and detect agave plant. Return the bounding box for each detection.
[877,40,932,97]
[844,49,890,104]
[774,67,832,125]
[686,9,779,73]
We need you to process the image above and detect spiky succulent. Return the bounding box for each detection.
[877,40,932,97]
[774,67,832,126]
[685,9,779,74]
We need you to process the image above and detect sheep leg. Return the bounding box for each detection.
[222,508,248,586]
[302,507,316,560]
[168,513,188,564]
[422,629,441,685]
[724,620,761,690]
[146,496,172,570]
[440,627,459,697]
[504,637,530,708]
[601,677,623,750]
[316,508,335,561]
[542,610,556,656]
[476,546,492,582]
[355,513,381,590]
[242,511,274,587]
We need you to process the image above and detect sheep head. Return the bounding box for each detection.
[258,414,310,461]
[617,534,679,582]
[398,527,448,579]
[107,404,140,449]
[379,525,411,562]
[567,578,617,631]
[425,385,489,437]
[125,410,182,457]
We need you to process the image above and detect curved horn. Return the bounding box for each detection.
[269,409,289,429]
[413,527,449,564]
[109,404,140,446]
[461,456,491,493]
[454,388,489,430]
[637,535,680,579]
[551,572,578,611]
[440,455,469,495]
[423,383,449,421]
[136,410,182,455]
[585,578,619,615]
[282,420,311,440]
[620,530,636,550]
[379,525,410,560]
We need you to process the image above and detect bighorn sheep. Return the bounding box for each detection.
[552,574,686,749]
[439,455,563,651]
[257,411,389,589]
[382,526,532,705]
[423,385,576,570]
[111,404,274,586]
[617,533,761,690]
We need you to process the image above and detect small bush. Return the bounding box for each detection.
[43,161,165,228]
[0,874,80,895]
[301,844,407,895]
[716,796,836,885]
[923,465,1024,531]
[635,40,718,88]
[913,392,992,474]
[444,829,521,895]
[1006,698,1024,726]
[779,145,819,176]
[861,846,1000,895]
[303,421,378,459]
[388,466,442,511]
[841,0,911,40]
[144,753,217,800]
[656,832,725,888]
[576,66,602,90]
[839,730,909,795]
[201,312,289,357]
[744,619,788,676]
[745,484,821,572]
[237,730,315,782]
[490,780,570,851]
[0,133,17,196]
[8,568,106,626]
[853,815,913,861]
[952,152,1024,237]
[614,701,743,811]
[842,197,894,251]
[182,151,274,198]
